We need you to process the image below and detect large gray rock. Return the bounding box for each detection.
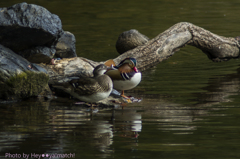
[19,46,56,64]
[55,31,77,58]
[0,44,49,100]
[0,2,62,52]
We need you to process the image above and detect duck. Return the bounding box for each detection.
[105,58,141,99]
[52,64,113,103]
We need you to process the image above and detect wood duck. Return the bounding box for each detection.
[52,64,113,103]
[105,58,141,98]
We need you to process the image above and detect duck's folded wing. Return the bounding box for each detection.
[70,78,102,96]
[105,69,123,80]
[52,78,101,96]
[106,69,136,81]
[120,71,135,80]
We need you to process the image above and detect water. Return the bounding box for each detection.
[1,0,240,158]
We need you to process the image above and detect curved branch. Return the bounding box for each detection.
[40,22,240,84]
[112,22,240,71]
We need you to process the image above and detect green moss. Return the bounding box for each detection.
[1,71,49,100]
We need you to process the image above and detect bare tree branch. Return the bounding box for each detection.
[40,22,240,84]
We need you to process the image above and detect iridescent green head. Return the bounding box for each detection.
[117,58,137,68]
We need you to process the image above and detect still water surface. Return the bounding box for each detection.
[1,0,240,158]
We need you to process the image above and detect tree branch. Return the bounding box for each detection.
[40,22,240,84]
[113,22,240,71]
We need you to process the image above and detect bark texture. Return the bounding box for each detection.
[113,22,240,71]
[41,22,240,84]
[40,57,100,84]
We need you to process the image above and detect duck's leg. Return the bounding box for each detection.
[120,90,126,97]
[121,90,132,103]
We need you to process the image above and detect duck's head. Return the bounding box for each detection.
[117,58,138,72]
[118,58,137,67]
[93,64,108,76]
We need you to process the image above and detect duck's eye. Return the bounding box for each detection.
[129,61,135,68]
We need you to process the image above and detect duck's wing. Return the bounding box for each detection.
[105,69,123,80]
[69,78,103,95]
[120,71,136,80]
[52,78,101,96]
[106,65,136,81]
[104,59,116,67]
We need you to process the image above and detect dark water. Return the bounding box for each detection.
[1,0,240,158]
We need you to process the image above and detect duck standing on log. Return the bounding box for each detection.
[105,58,142,101]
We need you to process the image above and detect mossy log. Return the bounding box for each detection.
[40,22,240,84]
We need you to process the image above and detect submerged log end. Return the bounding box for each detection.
[204,43,240,62]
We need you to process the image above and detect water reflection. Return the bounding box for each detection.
[0,0,240,158]
[0,99,144,158]
[194,69,240,106]
[140,67,240,132]
[1,69,240,158]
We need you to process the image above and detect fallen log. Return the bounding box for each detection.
[40,22,240,85]
[35,22,240,105]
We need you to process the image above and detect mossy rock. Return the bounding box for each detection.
[0,71,49,100]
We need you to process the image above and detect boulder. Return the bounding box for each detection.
[0,2,63,53]
[115,29,149,54]
[0,44,49,100]
[55,31,77,58]
[19,46,56,64]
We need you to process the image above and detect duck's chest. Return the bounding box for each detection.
[113,72,141,90]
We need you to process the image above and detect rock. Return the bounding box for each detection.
[115,29,149,54]
[55,31,77,58]
[0,44,49,100]
[38,84,54,100]
[19,46,56,64]
[0,2,62,52]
